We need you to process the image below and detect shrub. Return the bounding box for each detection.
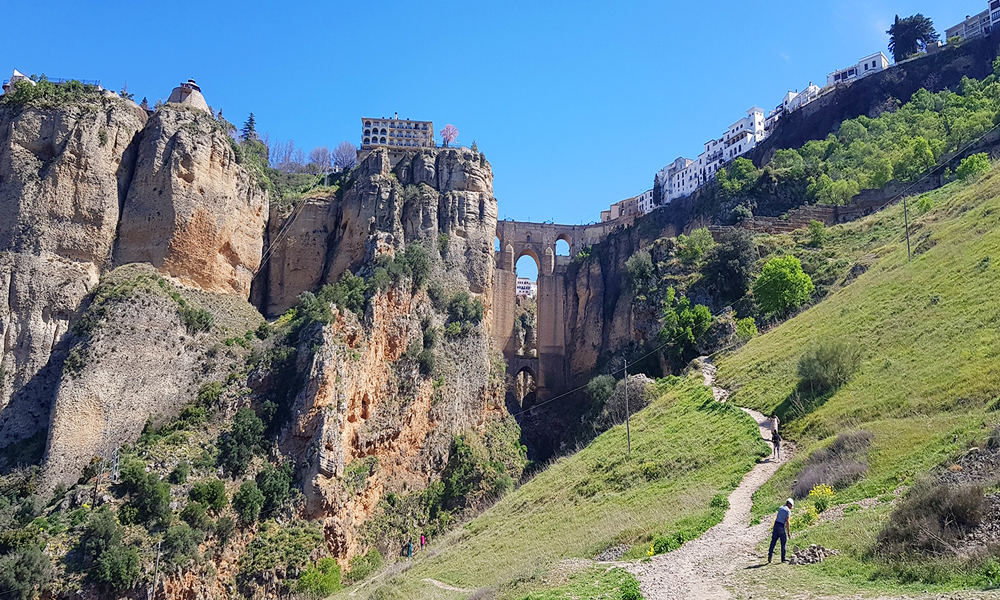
[215,516,235,546]
[585,375,616,408]
[735,317,758,341]
[233,481,265,524]
[417,349,435,375]
[296,557,342,596]
[346,547,383,582]
[169,461,191,484]
[189,479,227,511]
[0,545,53,600]
[180,501,212,531]
[163,523,204,565]
[595,375,655,431]
[877,479,983,557]
[753,255,814,315]
[120,462,171,527]
[624,250,654,294]
[790,505,819,531]
[93,543,140,591]
[447,292,484,325]
[703,230,759,302]
[217,408,266,477]
[179,304,214,333]
[80,507,120,562]
[956,152,991,181]
[809,483,835,512]
[797,338,862,396]
[807,220,826,247]
[197,381,224,406]
[675,227,714,264]
[793,432,872,498]
[256,463,292,517]
[403,244,431,288]
[658,288,712,361]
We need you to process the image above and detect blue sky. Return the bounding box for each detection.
[5,0,970,267]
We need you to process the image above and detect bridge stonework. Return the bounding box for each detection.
[492,219,614,400]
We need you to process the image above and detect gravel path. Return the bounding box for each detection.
[626,401,789,600]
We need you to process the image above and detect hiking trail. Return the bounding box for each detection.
[623,357,790,600]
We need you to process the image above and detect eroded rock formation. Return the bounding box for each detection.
[116,105,268,297]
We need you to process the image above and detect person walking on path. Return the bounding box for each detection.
[768,498,793,563]
[420,534,426,551]
[407,540,413,560]
[769,414,781,460]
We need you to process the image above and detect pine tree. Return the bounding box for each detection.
[139,97,149,111]
[241,113,257,141]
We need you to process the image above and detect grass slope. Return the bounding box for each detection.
[341,375,768,599]
[716,168,1000,592]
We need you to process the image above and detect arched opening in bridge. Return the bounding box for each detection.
[513,366,537,409]
[494,236,501,252]
[555,238,570,256]
[514,252,539,358]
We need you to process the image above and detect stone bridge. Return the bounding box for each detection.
[492,219,615,401]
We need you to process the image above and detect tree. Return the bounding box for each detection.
[624,250,654,294]
[703,229,759,302]
[0,545,52,600]
[241,113,258,141]
[119,82,134,101]
[658,287,713,361]
[440,124,459,147]
[233,481,265,524]
[139,97,149,111]
[652,175,663,206]
[308,145,332,174]
[957,153,991,181]
[217,407,266,477]
[887,14,939,63]
[753,255,814,315]
[333,140,357,170]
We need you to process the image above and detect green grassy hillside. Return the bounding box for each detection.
[339,375,769,599]
[717,167,1000,592]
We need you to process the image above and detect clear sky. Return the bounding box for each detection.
[4,0,970,230]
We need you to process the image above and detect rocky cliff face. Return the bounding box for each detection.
[0,95,146,454]
[0,92,268,476]
[258,147,496,316]
[116,105,268,297]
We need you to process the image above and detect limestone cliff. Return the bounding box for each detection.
[258,147,496,317]
[0,94,146,454]
[116,105,268,297]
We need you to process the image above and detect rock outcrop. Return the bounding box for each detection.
[116,105,268,297]
[0,95,146,453]
[259,147,496,316]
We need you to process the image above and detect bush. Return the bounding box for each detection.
[80,507,121,562]
[956,152,991,181]
[0,545,52,600]
[447,292,484,325]
[658,288,712,361]
[296,557,342,596]
[793,432,872,498]
[585,375,616,408]
[256,463,292,517]
[675,228,714,264]
[807,220,826,247]
[417,349,435,375]
[94,543,140,591]
[120,462,171,527]
[197,381,224,406]
[233,481,265,524]
[877,479,983,557]
[215,516,235,547]
[624,250,654,293]
[163,523,204,565]
[180,501,212,531]
[797,338,862,396]
[703,230,759,302]
[179,304,214,333]
[169,461,191,484]
[346,547,383,583]
[189,478,228,511]
[595,375,655,431]
[753,255,814,315]
[403,244,431,288]
[217,408,266,477]
[735,317,758,341]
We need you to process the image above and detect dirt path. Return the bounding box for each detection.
[625,358,788,599]
[422,578,474,593]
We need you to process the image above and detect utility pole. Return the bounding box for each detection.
[149,540,161,600]
[903,194,912,261]
[624,359,631,455]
